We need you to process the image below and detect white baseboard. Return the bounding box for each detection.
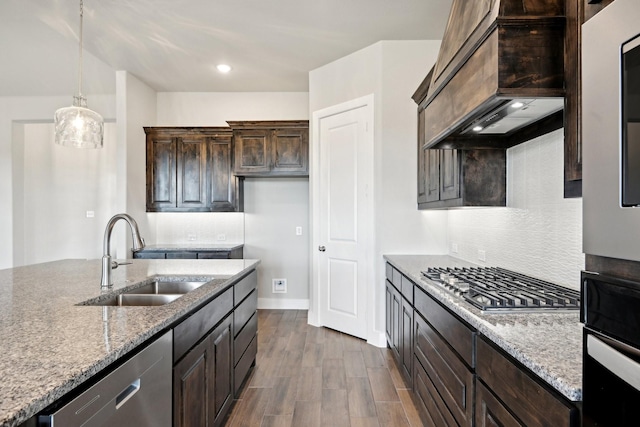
[257,298,310,310]
[367,330,387,348]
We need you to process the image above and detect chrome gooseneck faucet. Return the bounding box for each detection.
[101,213,145,288]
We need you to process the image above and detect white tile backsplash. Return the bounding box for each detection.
[448,129,584,289]
[151,212,244,244]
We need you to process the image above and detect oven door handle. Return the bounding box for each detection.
[588,334,640,391]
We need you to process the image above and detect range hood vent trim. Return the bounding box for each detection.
[415,0,567,150]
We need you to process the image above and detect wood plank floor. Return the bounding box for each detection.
[225,309,423,427]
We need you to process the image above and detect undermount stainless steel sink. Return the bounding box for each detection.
[129,280,208,295]
[93,294,182,307]
[80,278,213,307]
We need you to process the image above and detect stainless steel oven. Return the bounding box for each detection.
[582,271,640,426]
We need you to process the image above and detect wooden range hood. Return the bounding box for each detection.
[414,0,567,150]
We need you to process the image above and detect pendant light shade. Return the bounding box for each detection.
[54,0,104,149]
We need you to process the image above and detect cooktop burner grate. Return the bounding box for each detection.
[421,267,580,313]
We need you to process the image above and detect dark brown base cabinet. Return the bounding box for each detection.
[384,262,579,427]
[133,246,243,260]
[385,265,413,385]
[173,270,257,427]
[174,315,233,427]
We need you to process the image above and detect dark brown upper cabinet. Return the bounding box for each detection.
[145,127,243,213]
[414,0,585,198]
[227,121,309,177]
[415,69,506,209]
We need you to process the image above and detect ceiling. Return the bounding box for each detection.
[0,0,452,96]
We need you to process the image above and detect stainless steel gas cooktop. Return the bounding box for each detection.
[421,267,580,313]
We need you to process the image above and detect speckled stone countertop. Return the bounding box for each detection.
[384,255,582,402]
[0,258,259,427]
[139,243,244,251]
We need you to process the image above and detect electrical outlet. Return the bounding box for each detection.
[295,226,302,236]
[452,242,458,254]
[86,210,95,218]
[216,234,226,241]
[478,249,486,262]
[272,278,287,293]
[187,233,197,241]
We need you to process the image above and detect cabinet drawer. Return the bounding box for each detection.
[391,267,403,290]
[400,275,414,305]
[476,337,577,427]
[414,355,458,427]
[414,286,475,366]
[133,251,166,259]
[234,289,257,337]
[234,270,257,306]
[234,312,257,366]
[234,336,257,395]
[166,252,197,259]
[197,252,228,259]
[476,381,523,427]
[415,312,474,427]
[174,287,233,362]
[385,263,393,281]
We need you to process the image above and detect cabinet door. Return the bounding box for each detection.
[174,316,233,427]
[400,298,413,384]
[174,336,209,427]
[211,316,233,427]
[391,287,401,360]
[146,135,176,211]
[476,382,524,427]
[440,149,460,201]
[425,149,441,202]
[271,128,308,175]
[385,281,393,345]
[417,108,429,204]
[233,129,271,174]
[177,137,208,210]
[209,135,241,211]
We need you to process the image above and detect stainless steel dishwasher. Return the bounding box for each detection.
[39,330,172,427]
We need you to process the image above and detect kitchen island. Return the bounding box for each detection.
[385,255,582,426]
[0,258,259,427]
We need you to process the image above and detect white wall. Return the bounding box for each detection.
[155,92,310,306]
[1,95,116,268]
[244,178,310,308]
[18,122,117,264]
[116,71,158,256]
[447,129,584,289]
[309,40,448,345]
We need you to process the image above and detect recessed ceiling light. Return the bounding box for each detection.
[216,64,232,73]
[510,101,524,109]
[473,126,483,132]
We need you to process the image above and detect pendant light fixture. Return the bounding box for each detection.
[54,0,104,148]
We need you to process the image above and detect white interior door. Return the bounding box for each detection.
[314,100,372,340]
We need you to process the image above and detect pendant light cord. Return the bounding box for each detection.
[78,0,84,98]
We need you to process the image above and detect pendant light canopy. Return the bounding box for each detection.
[54,0,103,149]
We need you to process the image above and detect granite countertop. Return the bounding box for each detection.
[384,255,582,402]
[139,243,244,251]
[0,258,259,427]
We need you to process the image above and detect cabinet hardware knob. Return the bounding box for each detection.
[318,246,326,252]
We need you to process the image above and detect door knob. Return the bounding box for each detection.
[318,246,326,252]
